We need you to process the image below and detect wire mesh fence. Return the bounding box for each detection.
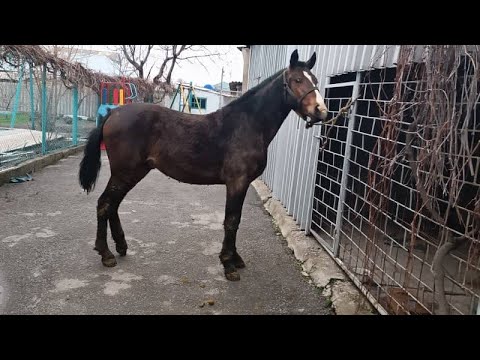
[310,46,480,315]
[0,45,170,173]
[0,65,98,171]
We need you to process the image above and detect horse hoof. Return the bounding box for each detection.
[102,257,117,267]
[225,271,240,281]
[235,262,246,269]
[233,255,246,269]
[116,248,127,256]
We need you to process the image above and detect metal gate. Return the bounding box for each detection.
[309,65,480,315]
[310,73,360,255]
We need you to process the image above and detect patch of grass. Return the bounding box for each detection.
[0,112,31,127]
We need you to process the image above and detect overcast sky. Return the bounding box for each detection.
[78,45,244,87]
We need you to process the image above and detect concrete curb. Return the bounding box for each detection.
[251,179,376,315]
[0,145,86,187]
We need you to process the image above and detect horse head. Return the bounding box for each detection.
[283,49,329,128]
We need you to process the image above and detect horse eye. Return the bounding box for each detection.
[295,78,302,83]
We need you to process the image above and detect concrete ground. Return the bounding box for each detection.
[0,152,333,315]
[0,127,63,153]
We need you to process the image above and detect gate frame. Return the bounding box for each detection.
[309,73,360,256]
[307,71,391,315]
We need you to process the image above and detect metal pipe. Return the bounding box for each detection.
[29,64,35,130]
[10,63,25,128]
[332,72,361,257]
[41,64,47,155]
[72,86,78,146]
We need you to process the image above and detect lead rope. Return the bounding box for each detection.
[317,96,360,152]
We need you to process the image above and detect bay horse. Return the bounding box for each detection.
[79,49,328,281]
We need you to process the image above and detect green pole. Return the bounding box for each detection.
[41,64,47,155]
[72,86,78,146]
[29,64,35,130]
[178,85,182,111]
[10,63,24,128]
[187,82,193,112]
[169,84,181,109]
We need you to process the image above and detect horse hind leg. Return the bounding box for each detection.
[107,186,131,257]
[108,168,149,255]
[95,179,117,267]
[109,208,128,256]
[95,167,150,267]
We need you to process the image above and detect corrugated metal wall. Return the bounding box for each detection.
[248,45,401,232]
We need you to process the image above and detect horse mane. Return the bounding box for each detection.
[223,67,286,109]
[223,59,311,110]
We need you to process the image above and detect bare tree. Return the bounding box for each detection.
[110,51,135,77]
[112,45,223,84]
[153,45,222,85]
[109,45,224,104]
[109,45,155,79]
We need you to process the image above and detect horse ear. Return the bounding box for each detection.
[290,49,299,67]
[306,52,316,69]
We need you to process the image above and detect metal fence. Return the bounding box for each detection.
[249,45,480,315]
[0,77,98,118]
[0,65,97,171]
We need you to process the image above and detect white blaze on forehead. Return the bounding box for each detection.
[303,71,327,111]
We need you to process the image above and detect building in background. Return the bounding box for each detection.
[238,46,250,93]
[167,83,239,114]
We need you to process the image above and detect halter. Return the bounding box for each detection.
[282,70,319,110]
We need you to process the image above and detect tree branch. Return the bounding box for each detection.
[122,46,140,69]
[177,52,221,61]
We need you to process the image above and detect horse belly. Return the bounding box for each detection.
[148,154,224,185]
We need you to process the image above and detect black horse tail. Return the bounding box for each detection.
[79,108,112,194]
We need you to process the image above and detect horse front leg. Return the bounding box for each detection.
[220,181,249,281]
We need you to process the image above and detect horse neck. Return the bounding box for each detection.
[253,73,292,145]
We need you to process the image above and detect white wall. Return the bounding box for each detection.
[168,87,235,114]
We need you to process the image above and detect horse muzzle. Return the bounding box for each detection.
[305,108,328,129]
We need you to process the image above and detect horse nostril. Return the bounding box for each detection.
[318,108,328,120]
[315,105,328,118]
